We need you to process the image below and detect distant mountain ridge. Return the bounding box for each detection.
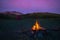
[0,11,60,19]
[22,12,60,18]
[0,11,23,15]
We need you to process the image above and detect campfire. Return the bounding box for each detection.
[31,20,46,39]
[32,20,45,31]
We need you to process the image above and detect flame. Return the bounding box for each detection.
[32,20,43,31]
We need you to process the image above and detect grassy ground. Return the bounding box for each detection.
[0,18,60,40]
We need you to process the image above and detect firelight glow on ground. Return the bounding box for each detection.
[0,0,60,14]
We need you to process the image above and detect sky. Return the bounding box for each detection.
[0,0,60,14]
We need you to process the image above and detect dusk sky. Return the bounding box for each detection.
[0,0,60,14]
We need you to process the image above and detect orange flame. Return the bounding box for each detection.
[32,20,44,31]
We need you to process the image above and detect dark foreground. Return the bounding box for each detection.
[0,13,60,40]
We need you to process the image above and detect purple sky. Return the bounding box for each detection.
[0,0,60,14]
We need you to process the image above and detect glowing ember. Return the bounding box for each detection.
[32,20,44,31]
